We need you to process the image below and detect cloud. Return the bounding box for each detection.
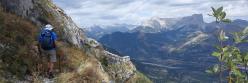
[53,0,248,26]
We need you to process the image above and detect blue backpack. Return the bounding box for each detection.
[40,30,55,50]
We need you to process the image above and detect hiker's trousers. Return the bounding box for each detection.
[42,49,57,63]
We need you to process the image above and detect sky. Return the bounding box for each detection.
[53,0,248,26]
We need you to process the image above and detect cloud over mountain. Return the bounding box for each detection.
[53,0,248,26]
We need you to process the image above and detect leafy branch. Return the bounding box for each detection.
[207,6,248,83]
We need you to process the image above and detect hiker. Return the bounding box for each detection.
[38,24,57,78]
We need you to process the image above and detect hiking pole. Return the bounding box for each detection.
[37,43,42,73]
[58,49,61,73]
[56,43,62,73]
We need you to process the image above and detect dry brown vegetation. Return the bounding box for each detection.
[0,7,40,80]
[55,44,110,83]
[0,7,110,82]
[0,6,152,83]
[0,6,108,83]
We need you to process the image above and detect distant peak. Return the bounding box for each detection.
[183,14,204,22]
[233,19,248,22]
[188,14,203,18]
[192,14,203,20]
[192,14,203,17]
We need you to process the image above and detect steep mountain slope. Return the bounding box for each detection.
[0,0,151,83]
[98,15,248,82]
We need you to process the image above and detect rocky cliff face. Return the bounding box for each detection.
[0,0,149,82]
[83,37,136,82]
[0,0,84,46]
[1,0,87,46]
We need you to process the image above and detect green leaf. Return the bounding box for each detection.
[232,68,244,78]
[244,53,248,61]
[205,69,213,74]
[206,64,220,74]
[216,6,223,17]
[212,52,221,57]
[233,32,242,44]
[222,19,231,23]
[223,46,229,52]
[219,30,228,41]
[220,12,226,20]
[211,7,217,17]
[227,59,234,67]
[213,64,220,73]
[216,6,223,15]
[217,6,223,13]
[243,26,248,34]
[211,7,216,13]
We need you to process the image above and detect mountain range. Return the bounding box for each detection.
[86,14,248,82]
[84,24,137,39]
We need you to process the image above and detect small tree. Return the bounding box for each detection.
[206,6,248,83]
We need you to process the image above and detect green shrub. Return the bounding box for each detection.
[100,57,108,67]
[207,6,248,83]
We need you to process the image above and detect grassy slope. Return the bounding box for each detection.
[0,8,109,82]
[0,7,39,81]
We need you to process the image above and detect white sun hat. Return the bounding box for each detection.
[44,24,54,30]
